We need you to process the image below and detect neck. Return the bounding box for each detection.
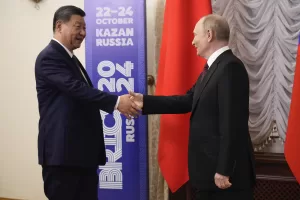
[53,34,73,53]
[205,41,228,59]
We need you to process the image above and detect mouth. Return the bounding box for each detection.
[75,38,84,43]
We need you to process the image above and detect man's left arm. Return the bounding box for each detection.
[216,62,248,178]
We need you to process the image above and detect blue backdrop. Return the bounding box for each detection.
[84,0,148,199]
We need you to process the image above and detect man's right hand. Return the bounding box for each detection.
[129,91,143,108]
[117,94,141,119]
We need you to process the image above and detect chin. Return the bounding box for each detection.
[74,44,81,49]
[196,49,202,56]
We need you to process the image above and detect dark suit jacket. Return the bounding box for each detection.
[35,40,118,168]
[143,50,256,190]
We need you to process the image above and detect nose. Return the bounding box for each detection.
[80,29,86,37]
[192,37,196,46]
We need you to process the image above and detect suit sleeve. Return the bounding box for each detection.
[142,84,195,114]
[39,57,118,114]
[216,62,249,176]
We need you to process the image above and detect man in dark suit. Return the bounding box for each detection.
[35,5,140,200]
[130,14,256,200]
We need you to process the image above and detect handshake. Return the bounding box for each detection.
[117,91,144,119]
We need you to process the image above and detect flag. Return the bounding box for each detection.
[155,0,212,192]
[285,34,300,184]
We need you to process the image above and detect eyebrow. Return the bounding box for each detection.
[74,21,84,25]
[73,21,86,28]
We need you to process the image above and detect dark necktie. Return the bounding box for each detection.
[72,56,89,85]
[200,64,209,83]
[193,64,209,105]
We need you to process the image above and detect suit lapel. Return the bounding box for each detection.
[192,61,219,112]
[50,40,93,87]
[50,40,81,75]
[73,56,94,87]
[191,49,233,113]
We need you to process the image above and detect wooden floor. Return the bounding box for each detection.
[0,198,21,200]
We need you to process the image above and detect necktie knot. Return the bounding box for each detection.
[204,64,209,71]
[200,64,209,82]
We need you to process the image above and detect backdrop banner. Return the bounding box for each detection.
[84,0,148,199]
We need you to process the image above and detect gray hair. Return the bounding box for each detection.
[201,14,230,41]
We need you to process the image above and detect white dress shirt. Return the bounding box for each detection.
[207,46,230,68]
[52,38,88,83]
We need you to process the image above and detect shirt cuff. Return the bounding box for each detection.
[114,96,120,110]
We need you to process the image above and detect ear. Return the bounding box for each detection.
[55,20,63,32]
[207,29,213,43]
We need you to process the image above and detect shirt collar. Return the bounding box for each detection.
[207,46,230,68]
[52,38,73,58]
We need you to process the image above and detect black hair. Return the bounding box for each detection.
[53,5,85,32]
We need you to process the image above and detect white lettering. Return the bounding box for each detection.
[116,61,134,77]
[97,60,115,77]
[118,6,133,17]
[99,111,123,189]
[96,38,134,47]
[97,60,135,91]
[98,78,134,92]
[98,78,116,92]
[96,18,134,25]
[96,7,111,17]
[126,119,135,142]
[116,78,134,92]
[96,28,134,37]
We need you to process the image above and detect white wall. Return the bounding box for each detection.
[0,0,158,199]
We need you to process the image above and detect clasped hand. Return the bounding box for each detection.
[214,173,232,189]
[117,91,143,119]
[120,92,232,190]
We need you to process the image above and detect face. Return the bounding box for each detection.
[192,20,212,58]
[56,15,86,51]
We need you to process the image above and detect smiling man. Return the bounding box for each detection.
[35,5,140,200]
[130,14,256,200]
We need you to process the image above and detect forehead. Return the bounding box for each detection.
[69,15,85,24]
[194,21,203,33]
